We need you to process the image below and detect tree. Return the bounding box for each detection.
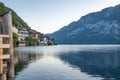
[13,32,18,47]
[25,36,37,46]
[0,2,9,15]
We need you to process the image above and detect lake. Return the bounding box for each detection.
[14,45,120,80]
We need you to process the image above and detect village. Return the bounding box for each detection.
[0,12,57,80]
[12,26,57,47]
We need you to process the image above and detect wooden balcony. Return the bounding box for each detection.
[0,54,10,59]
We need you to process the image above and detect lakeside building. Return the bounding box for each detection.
[29,29,39,39]
[43,36,49,45]
[17,28,29,46]
[18,28,29,40]
[39,36,57,46]
[11,27,57,46]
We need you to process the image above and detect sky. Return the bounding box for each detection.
[0,0,120,34]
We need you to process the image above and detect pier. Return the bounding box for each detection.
[0,12,14,80]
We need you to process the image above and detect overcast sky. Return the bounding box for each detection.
[0,0,120,33]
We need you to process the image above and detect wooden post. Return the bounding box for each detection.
[8,11,14,80]
[0,37,3,73]
[0,17,3,76]
[2,11,14,80]
[0,35,3,80]
[0,73,7,80]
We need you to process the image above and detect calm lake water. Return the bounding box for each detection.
[14,45,120,80]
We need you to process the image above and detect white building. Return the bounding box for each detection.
[18,28,29,41]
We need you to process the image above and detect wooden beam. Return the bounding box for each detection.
[0,44,10,48]
[0,48,3,55]
[0,37,3,74]
[0,35,9,38]
[3,63,7,67]
[0,54,10,59]
[0,60,3,74]
[7,11,15,79]
[0,37,2,44]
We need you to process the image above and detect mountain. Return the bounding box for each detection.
[49,4,120,44]
[0,2,30,30]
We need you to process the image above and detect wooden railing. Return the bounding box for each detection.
[0,35,10,48]
[0,34,10,74]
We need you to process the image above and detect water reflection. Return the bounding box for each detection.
[14,45,120,80]
[59,51,120,80]
[14,48,43,75]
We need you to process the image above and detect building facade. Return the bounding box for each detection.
[18,28,29,46]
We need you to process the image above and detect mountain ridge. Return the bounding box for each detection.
[49,4,120,44]
[0,2,30,30]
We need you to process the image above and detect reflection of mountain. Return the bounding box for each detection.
[14,51,43,75]
[59,50,120,80]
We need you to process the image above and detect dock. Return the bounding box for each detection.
[0,12,14,80]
